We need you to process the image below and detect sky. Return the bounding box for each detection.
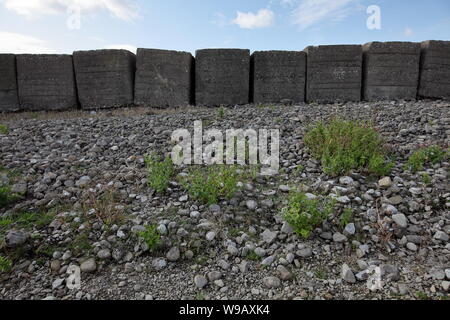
[0,0,449,55]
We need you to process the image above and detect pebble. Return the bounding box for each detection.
[194,275,208,289]
[342,264,356,284]
[80,259,96,273]
[392,214,408,228]
[166,247,181,262]
[263,276,281,289]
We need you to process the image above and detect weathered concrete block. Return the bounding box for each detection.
[363,42,420,101]
[0,54,19,112]
[252,51,306,104]
[135,49,193,107]
[418,40,450,99]
[16,54,77,111]
[195,49,250,106]
[73,49,135,109]
[305,45,362,103]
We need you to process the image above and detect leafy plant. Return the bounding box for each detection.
[145,153,174,193]
[180,165,246,204]
[0,185,19,208]
[282,191,336,239]
[0,256,12,273]
[304,118,393,176]
[138,225,162,252]
[405,145,448,173]
[218,106,225,118]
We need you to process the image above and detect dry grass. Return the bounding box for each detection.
[0,105,208,123]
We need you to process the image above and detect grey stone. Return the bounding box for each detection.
[5,230,29,247]
[261,255,275,266]
[194,275,208,289]
[406,242,417,251]
[418,40,450,99]
[252,51,306,103]
[380,264,400,281]
[342,264,356,283]
[392,214,408,228]
[52,278,65,290]
[344,223,356,236]
[304,45,362,103]
[0,54,20,112]
[166,247,180,262]
[281,221,293,235]
[206,231,216,241]
[378,177,393,188]
[80,258,97,273]
[363,42,420,101]
[246,200,258,210]
[297,247,313,258]
[16,54,78,111]
[333,232,348,243]
[97,249,111,260]
[277,265,293,281]
[152,258,167,270]
[207,271,222,282]
[134,48,193,107]
[195,49,250,106]
[261,229,278,244]
[263,276,281,288]
[434,231,449,242]
[73,49,135,109]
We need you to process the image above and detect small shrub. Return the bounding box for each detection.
[0,185,18,208]
[0,124,8,135]
[421,172,432,185]
[81,188,125,226]
[181,165,245,205]
[405,145,448,173]
[283,191,336,239]
[145,153,174,193]
[218,106,225,118]
[138,225,162,252]
[304,118,392,176]
[0,256,12,273]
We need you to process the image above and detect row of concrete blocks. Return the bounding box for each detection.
[0,41,449,112]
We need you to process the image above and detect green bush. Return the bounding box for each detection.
[405,145,448,173]
[304,118,392,176]
[138,225,162,252]
[180,165,245,205]
[0,256,12,273]
[283,191,336,239]
[340,208,353,228]
[0,186,18,208]
[145,154,174,193]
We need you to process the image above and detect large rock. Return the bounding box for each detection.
[251,50,306,103]
[363,42,420,101]
[134,49,194,107]
[195,49,250,106]
[16,54,78,111]
[418,40,450,100]
[73,49,135,109]
[0,54,20,112]
[304,45,362,103]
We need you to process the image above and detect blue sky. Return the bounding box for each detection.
[0,0,449,54]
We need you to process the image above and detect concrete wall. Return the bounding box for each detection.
[195,49,250,106]
[1,41,449,113]
[305,45,362,103]
[73,49,135,110]
[135,49,194,108]
[363,42,421,101]
[16,54,78,111]
[252,51,306,104]
[0,54,20,112]
[418,40,450,100]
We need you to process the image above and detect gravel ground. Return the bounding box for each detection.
[0,100,449,300]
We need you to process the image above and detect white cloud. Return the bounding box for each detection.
[0,31,56,53]
[104,44,137,53]
[291,0,358,30]
[404,27,413,37]
[3,0,138,21]
[232,9,275,29]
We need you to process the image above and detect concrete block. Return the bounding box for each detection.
[0,54,19,112]
[252,51,306,104]
[363,42,421,101]
[135,48,193,107]
[195,49,250,106]
[418,40,450,99]
[73,49,135,109]
[305,45,362,103]
[16,54,77,111]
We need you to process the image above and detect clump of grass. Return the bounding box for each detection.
[0,124,8,135]
[81,188,125,226]
[340,208,353,228]
[0,210,55,234]
[0,256,12,273]
[282,191,336,239]
[69,233,93,256]
[180,165,246,205]
[304,118,393,176]
[405,145,448,173]
[138,225,162,252]
[0,185,19,208]
[218,106,225,118]
[145,153,174,193]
